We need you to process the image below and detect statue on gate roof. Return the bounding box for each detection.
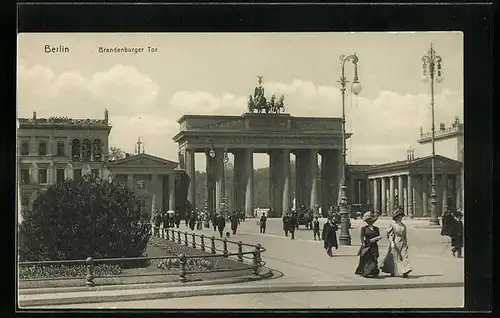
[247,76,285,114]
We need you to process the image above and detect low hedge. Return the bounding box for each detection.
[154,257,216,271]
[19,263,122,279]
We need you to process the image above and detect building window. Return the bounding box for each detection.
[20,141,29,156]
[56,169,65,183]
[74,169,82,181]
[72,139,81,161]
[57,142,65,156]
[20,169,30,184]
[93,139,102,161]
[39,168,48,184]
[82,139,92,162]
[91,169,100,179]
[38,141,47,156]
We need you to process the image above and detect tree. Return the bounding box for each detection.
[109,146,125,160]
[18,176,151,261]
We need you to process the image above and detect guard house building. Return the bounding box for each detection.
[346,117,464,218]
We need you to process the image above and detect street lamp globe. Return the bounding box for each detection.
[436,76,444,83]
[421,75,429,82]
[351,81,362,95]
[209,148,216,158]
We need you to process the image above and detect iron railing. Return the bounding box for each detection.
[18,226,266,287]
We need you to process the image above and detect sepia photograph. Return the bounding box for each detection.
[17,31,465,309]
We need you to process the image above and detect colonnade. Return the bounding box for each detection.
[182,148,343,217]
[369,173,462,217]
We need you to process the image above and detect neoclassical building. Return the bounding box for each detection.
[17,110,186,220]
[17,110,111,213]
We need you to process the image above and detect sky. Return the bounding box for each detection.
[17,32,463,171]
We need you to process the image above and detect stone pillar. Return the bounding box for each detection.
[381,178,387,216]
[373,178,379,213]
[398,175,404,207]
[154,174,163,212]
[282,149,291,216]
[309,149,318,212]
[408,174,413,217]
[389,177,395,215]
[127,174,134,189]
[47,137,54,156]
[365,179,371,205]
[295,150,308,208]
[243,148,254,217]
[348,178,355,205]
[422,175,428,217]
[29,137,37,156]
[214,149,223,215]
[168,174,176,211]
[455,174,461,210]
[206,152,215,217]
[403,188,408,215]
[184,150,196,209]
[436,175,443,217]
[442,174,448,214]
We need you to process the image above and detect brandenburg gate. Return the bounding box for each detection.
[173,78,347,217]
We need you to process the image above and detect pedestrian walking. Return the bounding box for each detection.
[217,214,226,238]
[441,207,454,237]
[282,214,290,237]
[189,210,196,231]
[174,208,181,228]
[212,213,218,231]
[355,211,381,278]
[259,213,267,234]
[288,213,297,239]
[313,217,321,240]
[321,218,338,256]
[380,209,412,278]
[230,212,239,235]
[450,210,464,258]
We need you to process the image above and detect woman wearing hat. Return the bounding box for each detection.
[355,211,381,278]
[381,208,412,277]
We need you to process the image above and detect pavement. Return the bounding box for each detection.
[18,217,464,308]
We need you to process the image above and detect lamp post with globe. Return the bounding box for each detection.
[421,43,443,226]
[208,141,216,220]
[338,53,362,246]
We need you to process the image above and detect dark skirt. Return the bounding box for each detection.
[451,235,463,248]
[355,244,380,277]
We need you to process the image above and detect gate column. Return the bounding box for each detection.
[243,148,254,217]
[282,149,291,216]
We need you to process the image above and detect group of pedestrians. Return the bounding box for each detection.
[282,212,298,239]
[354,208,412,278]
[441,208,464,258]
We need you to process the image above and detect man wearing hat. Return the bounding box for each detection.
[450,210,464,258]
[321,217,339,256]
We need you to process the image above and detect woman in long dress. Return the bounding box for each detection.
[355,212,381,278]
[381,209,412,277]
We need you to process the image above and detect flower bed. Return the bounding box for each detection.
[19,263,122,280]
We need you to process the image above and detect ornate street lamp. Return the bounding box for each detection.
[207,140,216,219]
[422,43,443,226]
[222,148,229,218]
[338,53,362,246]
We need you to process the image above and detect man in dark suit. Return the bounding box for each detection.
[288,213,297,239]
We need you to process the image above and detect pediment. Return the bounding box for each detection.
[107,153,179,168]
[411,155,462,169]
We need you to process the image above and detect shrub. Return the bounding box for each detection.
[155,257,216,271]
[18,175,151,262]
[19,263,122,279]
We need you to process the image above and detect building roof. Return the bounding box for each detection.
[364,154,462,174]
[106,153,179,168]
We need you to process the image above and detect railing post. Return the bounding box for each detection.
[165,228,169,239]
[223,238,228,258]
[184,232,188,246]
[252,247,260,275]
[171,229,175,241]
[178,253,187,283]
[211,236,216,254]
[85,257,95,287]
[151,225,154,236]
[177,231,181,244]
[201,234,206,251]
[191,233,196,248]
[237,241,244,262]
